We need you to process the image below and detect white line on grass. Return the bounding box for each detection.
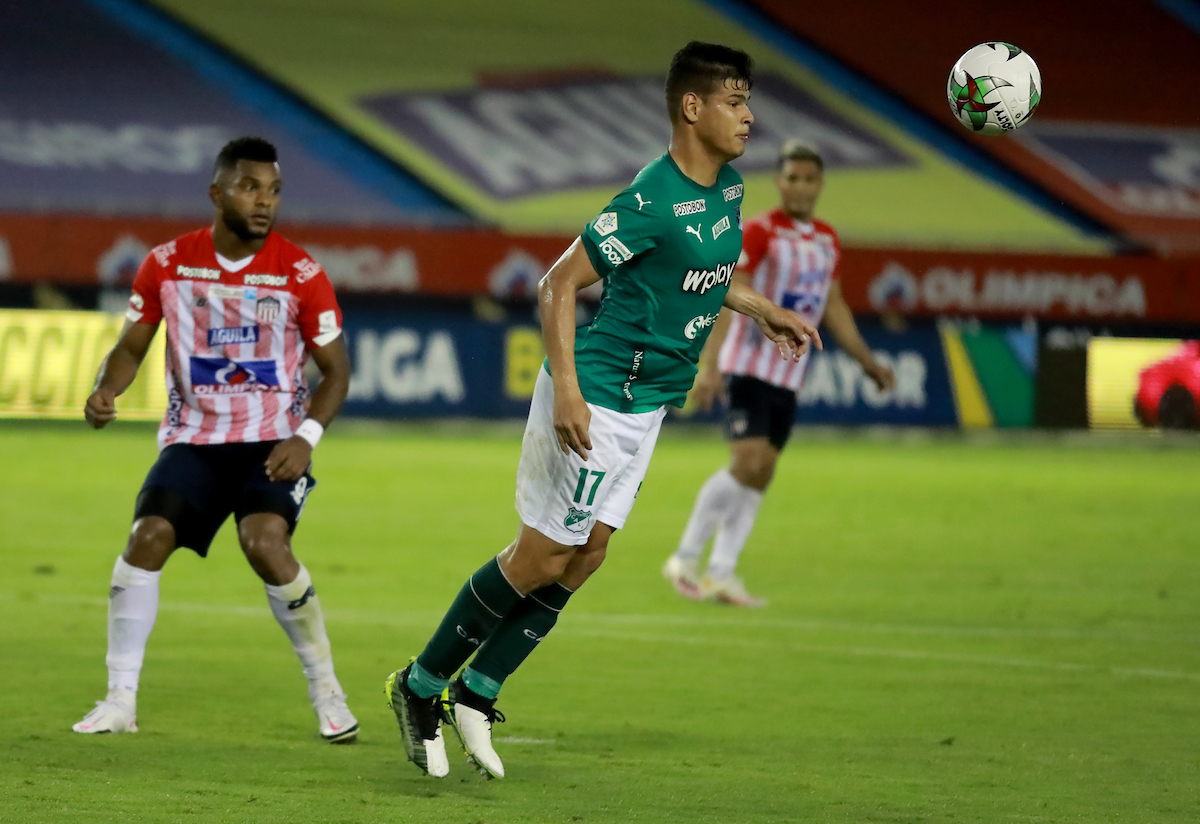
[7,593,1199,682]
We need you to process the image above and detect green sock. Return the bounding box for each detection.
[465,582,573,695]
[411,557,522,695]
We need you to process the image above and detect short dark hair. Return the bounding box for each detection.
[665,41,754,123]
[777,139,824,171]
[213,136,278,179]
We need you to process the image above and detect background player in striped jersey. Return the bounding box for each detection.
[663,140,895,607]
[73,138,358,742]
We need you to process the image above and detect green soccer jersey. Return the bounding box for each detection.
[574,153,745,413]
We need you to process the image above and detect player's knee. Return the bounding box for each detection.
[237,518,295,580]
[732,450,775,490]
[124,517,175,569]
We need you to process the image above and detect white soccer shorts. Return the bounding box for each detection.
[515,365,666,546]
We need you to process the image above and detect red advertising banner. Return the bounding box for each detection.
[3,213,1199,321]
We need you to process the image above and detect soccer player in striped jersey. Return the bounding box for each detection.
[663,140,895,607]
[73,137,358,742]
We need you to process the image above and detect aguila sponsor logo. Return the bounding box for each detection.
[206,326,260,347]
[681,262,736,295]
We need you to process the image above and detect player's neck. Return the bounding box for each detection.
[211,221,268,261]
[667,134,725,188]
[783,208,813,224]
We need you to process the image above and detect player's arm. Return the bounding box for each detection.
[724,278,822,361]
[822,281,894,391]
[85,320,159,429]
[265,335,350,483]
[689,272,747,412]
[538,237,602,460]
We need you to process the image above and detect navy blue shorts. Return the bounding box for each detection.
[724,375,797,451]
[133,441,316,557]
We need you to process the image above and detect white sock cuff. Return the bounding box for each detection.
[265,564,313,603]
[112,556,162,587]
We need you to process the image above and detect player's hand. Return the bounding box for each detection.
[553,385,592,461]
[689,368,725,412]
[84,388,118,429]
[865,362,896,393]
[756,307,823,361]
[265,435,312,483]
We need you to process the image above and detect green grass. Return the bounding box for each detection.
[1,422,1198,823]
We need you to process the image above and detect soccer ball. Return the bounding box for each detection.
[947,42,1042,135]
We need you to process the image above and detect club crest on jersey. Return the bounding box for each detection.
[564,506,592,534]
[672,199,706,217]
[206,326,259,347]
[594,212,618,236]
[712,215,731,241]
[189,356,280,394]
[681,262,735,295]
[294,259,322,284]
[256,295,281,323]
[722,183,743,202]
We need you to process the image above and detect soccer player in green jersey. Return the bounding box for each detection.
[385,42,821,779]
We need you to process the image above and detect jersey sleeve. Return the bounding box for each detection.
[825,224,842,280]
[579,188,661,276]
[294,260,343,349]
[736,219,770,273]
[127,253,164,326]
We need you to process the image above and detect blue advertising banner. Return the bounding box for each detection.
[793,325,956,426]
[340,311,957,427]
[341,311,539,419]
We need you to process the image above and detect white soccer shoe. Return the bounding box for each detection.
[662,555,704,600]
[312,689,359,744]
[701,575,768,608]
[443,679,505,779]
[72,689,138,734]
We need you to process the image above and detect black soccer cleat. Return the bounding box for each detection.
[385,662,449,777]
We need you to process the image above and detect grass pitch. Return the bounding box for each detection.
[1,422,1197,823]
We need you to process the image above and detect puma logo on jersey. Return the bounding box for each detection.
[634,193,651,210]
[685,225,703,243]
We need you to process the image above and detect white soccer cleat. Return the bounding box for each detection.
[443,679,505,779]
[313,690,359,744]
[72,689,138,734]
[662,555,704,600]
[701,575,768,608]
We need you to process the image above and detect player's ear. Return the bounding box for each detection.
[207,183,222,208]
[680,91,702,125]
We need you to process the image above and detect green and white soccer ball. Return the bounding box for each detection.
[947,42,1042,135]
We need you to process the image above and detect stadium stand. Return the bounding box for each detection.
[744,0,1200,255]
[0,0,467,224]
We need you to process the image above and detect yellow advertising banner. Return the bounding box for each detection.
[0,310,166,421]
[1087,338,1190,430]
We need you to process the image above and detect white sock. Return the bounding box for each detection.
[706,482,765,580]
[107,556,161,693]
[675,468,745,563]
[264,564,341,700]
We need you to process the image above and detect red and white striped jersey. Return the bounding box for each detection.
[718,208,840,391]
[127,227,343,450]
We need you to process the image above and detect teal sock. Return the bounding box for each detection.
[466,582,573,694]
[461,668,503,700]
[407,661,448,699]
[412,557,523,688]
